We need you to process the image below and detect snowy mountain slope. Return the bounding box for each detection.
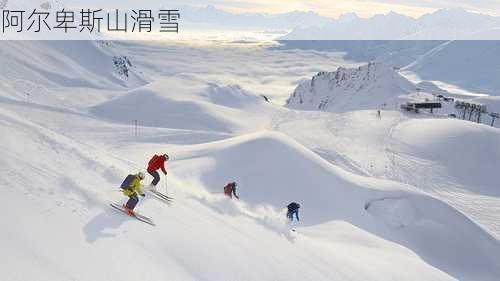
[273,108,500,241]
[401,41,453,71]
[3,89,500,280]
[90,76,282,134]
[286,62,416,112]
[168,131,500,280]
[275,40,445,71]
[275,47,500,242]
[392,119,500,191]
[404,41,500,95]
[0,41,146,95]
[2,39,500,281]
[0,103,458,281]
[388,119,500,238]
[91,86,236,133]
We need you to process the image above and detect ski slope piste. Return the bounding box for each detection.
[0,40,499,281]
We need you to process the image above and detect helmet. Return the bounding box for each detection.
[164,154,170,161]
[137,172,145,180]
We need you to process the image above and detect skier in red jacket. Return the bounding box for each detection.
[224,182,239,199]
[147,153,169,191]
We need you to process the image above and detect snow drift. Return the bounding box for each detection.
[90,87,236,133]
[90,77,280,134]
[393,119,500,188]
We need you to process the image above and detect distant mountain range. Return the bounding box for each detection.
[281,8,500,40]
[9,3,499,40]
[178,5,332,30]
[175,6,500,40]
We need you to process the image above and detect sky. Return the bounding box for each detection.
[42,0,500,18]
[168,0,500,18]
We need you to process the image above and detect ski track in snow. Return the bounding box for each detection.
[274,107,500,242]
[401,41,454,71]
[385,119,500,241]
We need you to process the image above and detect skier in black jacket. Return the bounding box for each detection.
[287,202,301,221]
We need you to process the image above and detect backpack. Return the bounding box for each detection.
[224,184,232,195]
[120,174,135,190]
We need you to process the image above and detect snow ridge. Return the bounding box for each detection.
[286,62,415,112]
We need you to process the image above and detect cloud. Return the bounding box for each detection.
[57,0,500,18]
[178,0,500,18]
[366,0,500,10]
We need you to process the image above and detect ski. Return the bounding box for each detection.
[109,203,155,226]
[149,191,173,204]
[150,190,174,201]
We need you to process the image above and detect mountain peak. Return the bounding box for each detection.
[387,11,405,17]
[338,13,360,23]
[421,7,485,19]
[286,62,416,112]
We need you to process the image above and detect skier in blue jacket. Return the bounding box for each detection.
[287,202,301,221]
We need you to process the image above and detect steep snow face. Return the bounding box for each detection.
[0,41,147,94]
[286,62,416,112]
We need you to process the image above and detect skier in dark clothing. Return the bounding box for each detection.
[147,153,169,191]
[287,202,301,221]
[224,182,239,199]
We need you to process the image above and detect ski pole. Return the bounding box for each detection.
[164,175,168,195]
